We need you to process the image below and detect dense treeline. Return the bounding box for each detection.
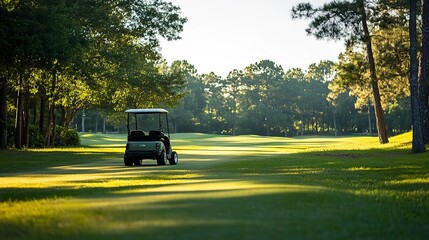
[0,0,187,148]
[166,60,411,136]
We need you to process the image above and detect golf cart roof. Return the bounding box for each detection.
[125,108,168,114]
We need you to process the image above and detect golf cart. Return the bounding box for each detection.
[124,108,178,166]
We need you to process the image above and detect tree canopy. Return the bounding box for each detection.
[0,0,187,148]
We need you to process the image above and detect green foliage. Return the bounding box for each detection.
[333,27,410,109]
[55,126,80,147]
[6,125,80,147]
[0,0,19,11]
[1,0,187,148]
[28,125,44,148]
[291,1,361,44]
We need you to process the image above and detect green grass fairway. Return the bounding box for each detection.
[1,133,428,239]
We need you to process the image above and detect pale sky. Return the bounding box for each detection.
[160,0,345,77]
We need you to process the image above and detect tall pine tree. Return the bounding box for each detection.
[292,0,389,143]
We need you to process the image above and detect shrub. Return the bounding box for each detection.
[56,126,80,147]
[5,125,80,148]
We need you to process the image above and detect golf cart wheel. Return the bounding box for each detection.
[124,154,133,166]
[168,151,178,165]
[133,158,142,166]
[156,150,167,166]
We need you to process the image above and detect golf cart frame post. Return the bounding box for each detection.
[124,109,178,166]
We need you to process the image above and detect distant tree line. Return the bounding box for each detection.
[166,59,411,137]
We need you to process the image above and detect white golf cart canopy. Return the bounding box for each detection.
[125,108,168,114]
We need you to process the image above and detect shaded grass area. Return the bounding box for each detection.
[0,133,428,239]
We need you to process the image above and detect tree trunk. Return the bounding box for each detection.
[39,86,46,134]
[312,109,315,134]
[95,112,99,133]
[21,90,30,147]
[45,101,53,146]
[0,78,7,149]
[322,104,327,134]
[410,0,426,152]
[81,109,85,132]
[61,106,78,137]
[51,113,56,146]
[60,106,66,127]
[315,116,319,134]
[103,117,106,134]
[32,98,37,126]
[45,68,57,147]
[420,0,429,143]
[14,74,23,149]
[367,99,372,135]
[359,0,389,144]
[232,100,237,136]
[333,107,337,136]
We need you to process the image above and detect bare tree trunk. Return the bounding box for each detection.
[51,113,56,146]
[367,99,372,135]
[21,90,30,147]
[359,0,389,144]
[39,86,46,135]
[60,106,65,127]
[81,109,85,133]
[410,0,426,152]
[333,107,337,136]
[95,111,99,133]
[32,99,37,126]
[45,69,57,147]
[315,116,319,134]
[14,74,23,149]
[103,117,106,134]
[0,78,7,149]
[322,104,327,134]
[420,0,429,143]
[232,103,237,136]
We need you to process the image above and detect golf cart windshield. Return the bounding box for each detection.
[126,109,170,136]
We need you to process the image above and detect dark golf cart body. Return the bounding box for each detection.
[124,108,178,166]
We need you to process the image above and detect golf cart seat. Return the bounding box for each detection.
[129,130,146,141]
[150,130,164,137]
[149,130,166,141]
[149,130,171,151]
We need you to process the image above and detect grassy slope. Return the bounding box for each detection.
[0,133,428,239]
